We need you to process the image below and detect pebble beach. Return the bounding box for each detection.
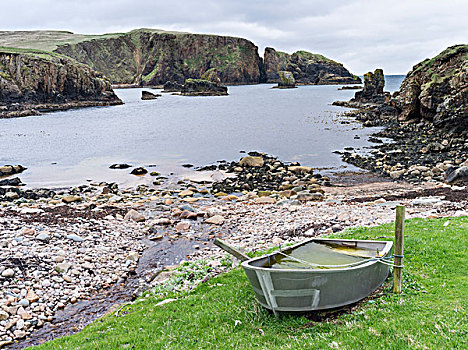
[1,157,466,347]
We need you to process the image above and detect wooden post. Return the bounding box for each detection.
[393,205,405,293]
[213,238,250,262]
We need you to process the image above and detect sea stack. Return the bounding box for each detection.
[277,71,296,88]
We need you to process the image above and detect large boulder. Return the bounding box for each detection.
[392,45,468,130]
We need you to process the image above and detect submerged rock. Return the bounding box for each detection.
[109,163,132,169]
[131,167,148,175]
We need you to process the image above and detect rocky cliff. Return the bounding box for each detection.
[263,47,361,85]
[0,47,122,117]
[392,44,467,130]
[54,29,265,85]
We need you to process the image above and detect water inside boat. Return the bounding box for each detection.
[268,241,380,270]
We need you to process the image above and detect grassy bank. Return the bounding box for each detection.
[34,216,467,349]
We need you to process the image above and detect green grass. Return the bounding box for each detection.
[0,46,69,60]
[413,44,467,74]
[34,217,467,349]
[294,50,336,64]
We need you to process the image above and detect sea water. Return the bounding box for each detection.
[0,77,405,188]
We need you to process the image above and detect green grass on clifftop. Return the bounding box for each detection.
[34,217,467,349]
[0,46,69,60]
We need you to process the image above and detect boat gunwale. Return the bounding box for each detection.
[241,237,393,273]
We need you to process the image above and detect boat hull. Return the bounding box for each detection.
[241,238,393,314]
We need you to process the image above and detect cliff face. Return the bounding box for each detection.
[393,45,467,129]
[264,47,361,85]
[55,30,265,85]
[0,48,121,116]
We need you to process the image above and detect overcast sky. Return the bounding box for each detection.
[3,0,467,74]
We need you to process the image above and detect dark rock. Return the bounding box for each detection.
[141,91,161,100]
[338,86,362,90]
[110,164,132,169]
[163,81,184,92]
[130,167,148,175]
[445,165,468,184]
[181,79,228,96]
[0,177,23,186]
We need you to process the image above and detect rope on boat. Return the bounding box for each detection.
[275,251,404,269]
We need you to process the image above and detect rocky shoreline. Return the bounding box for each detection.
[333,45,467,184]
[1,152,467,348]
[338,114,467,183]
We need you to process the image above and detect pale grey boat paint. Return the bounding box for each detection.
[241,238,393,316]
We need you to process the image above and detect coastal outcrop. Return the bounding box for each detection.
[333,69,390,108]
[337,45,468,183]
[0,48,122,118]
[263,47,361,85]
[392,44,467,131]
[54,29,264,86]
[353,69,388,104]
